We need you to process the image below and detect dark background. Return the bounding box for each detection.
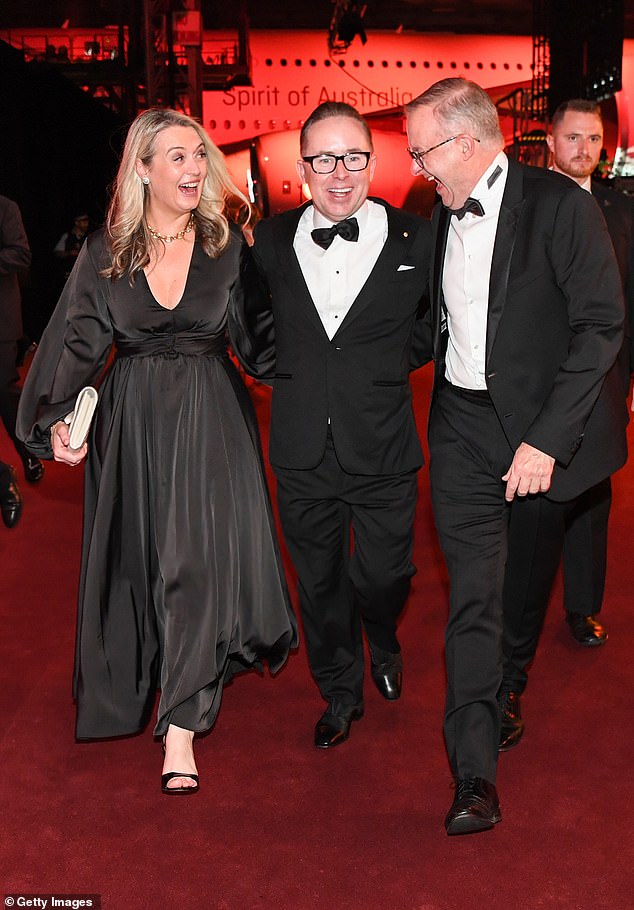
[1,0,633,36]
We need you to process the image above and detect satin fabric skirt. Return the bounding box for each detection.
[73,350,296,739]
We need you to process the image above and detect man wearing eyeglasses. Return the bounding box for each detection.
[233,101,431,750]
[405,78,626,835]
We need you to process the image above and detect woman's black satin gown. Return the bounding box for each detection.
[17,228,297,739]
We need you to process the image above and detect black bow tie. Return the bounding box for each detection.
[311,217,359,249]
[449,197,485,220]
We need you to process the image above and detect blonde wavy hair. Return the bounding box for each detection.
[102,108,250,281]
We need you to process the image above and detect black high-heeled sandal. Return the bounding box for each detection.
[160,732,199,794]
[161,771,200,795]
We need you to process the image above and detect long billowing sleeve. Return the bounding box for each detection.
[16,232,114,458]
[227,236,276,382]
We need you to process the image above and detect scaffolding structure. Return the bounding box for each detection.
[0,0,251,120]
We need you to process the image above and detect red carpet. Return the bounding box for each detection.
[1,364,633,909]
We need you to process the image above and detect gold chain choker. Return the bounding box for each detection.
[147,214,195,243]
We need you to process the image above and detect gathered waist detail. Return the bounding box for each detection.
[116,333,227,359]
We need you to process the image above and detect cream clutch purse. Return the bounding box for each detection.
[66,386,99,450]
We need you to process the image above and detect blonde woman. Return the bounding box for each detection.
[17,108,296,794]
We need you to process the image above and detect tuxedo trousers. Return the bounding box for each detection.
[562,478,612,616]
[429,379,514,784]
[0,458,12,491]
[0,340,22,456]
[502,477,612,694]
[275,433,418,707]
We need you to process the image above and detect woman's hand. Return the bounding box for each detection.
[50,421,88,466]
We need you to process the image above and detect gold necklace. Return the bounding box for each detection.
[147,213,194,243]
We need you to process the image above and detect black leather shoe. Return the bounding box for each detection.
[370,647,402,700]
[566,612,608,647]
[314,701,364,749]
[0,466,23,528]
[498,691,525,752]
[444,777,501,835]
[22,455,44,484]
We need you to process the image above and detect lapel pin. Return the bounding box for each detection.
[403,231,409,237]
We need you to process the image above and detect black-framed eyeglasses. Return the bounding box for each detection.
[302,152,372,174]
[406,135,480,167]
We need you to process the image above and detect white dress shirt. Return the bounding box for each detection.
[443,151,508,390]
[293,200,388,340]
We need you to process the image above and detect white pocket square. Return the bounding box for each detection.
[397,264,415,271]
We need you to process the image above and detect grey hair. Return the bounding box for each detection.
[405,77,503,145]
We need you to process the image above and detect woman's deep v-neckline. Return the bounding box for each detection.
[143,241,196,311]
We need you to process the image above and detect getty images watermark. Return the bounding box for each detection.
[5,897,101,908]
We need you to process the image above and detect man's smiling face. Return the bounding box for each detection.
[296,116,376,222]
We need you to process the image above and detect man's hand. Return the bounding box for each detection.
[502,442,555,502]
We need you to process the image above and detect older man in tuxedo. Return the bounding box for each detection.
[500,99,634,752]
[233,102,431,749]
[405,79,626,834]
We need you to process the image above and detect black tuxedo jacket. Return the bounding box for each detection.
[425,158,627,502]
[592,179,634,390]
[232,199,431,475]
[0,194,31,343]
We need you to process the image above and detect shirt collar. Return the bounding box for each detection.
[469,151,508,212]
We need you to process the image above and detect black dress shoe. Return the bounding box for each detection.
[22,455,44,484]
[566,612,608,647]
[0,466,23,528]
[444,777,501,835]
[498,690,525,752]
[370,648,403,700]
[314,701,364,749]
